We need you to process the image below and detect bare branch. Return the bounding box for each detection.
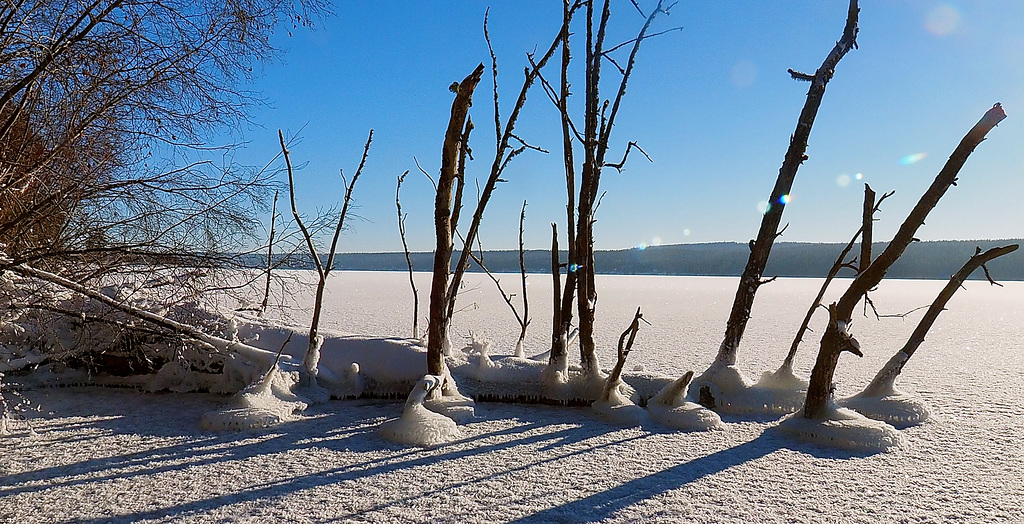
[604,141,652,172]
[787,68,815,82]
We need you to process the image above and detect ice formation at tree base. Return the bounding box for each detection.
[775,406,904,452]
[201,366,309,431]
[693,364,807,415]
[840,388,930,427]
[379,375,462,447]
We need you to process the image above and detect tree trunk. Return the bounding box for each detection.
[516,200,529,355]
[781,185,890,371]
[860,184,875,273]
[860,244,1017,396]
[803,103,1007,418]
[427,64,484,376]
[713,0,860,368]
[549,223,567,364]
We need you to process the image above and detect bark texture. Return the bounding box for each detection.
[427,64,484,376]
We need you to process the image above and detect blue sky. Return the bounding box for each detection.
[219,1,1024,253]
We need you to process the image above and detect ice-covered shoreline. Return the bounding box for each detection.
[2,272,1022,522]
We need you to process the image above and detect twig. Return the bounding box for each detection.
[604,141,652,172]
[396,170,419,338]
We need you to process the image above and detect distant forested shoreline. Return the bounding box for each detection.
[244,239,1024,281]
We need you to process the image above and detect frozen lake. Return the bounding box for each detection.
[3,272,1022,522]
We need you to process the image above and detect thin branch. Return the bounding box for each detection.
[604,141,652,172]
[413,156,437,190]
[397,170,419,338]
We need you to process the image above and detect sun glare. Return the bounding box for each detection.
[900,152,928,165]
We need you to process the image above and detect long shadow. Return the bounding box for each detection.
[61,416,619,524]
[509,426,878,524]
[1,392,392,496]
[6,394,620,523]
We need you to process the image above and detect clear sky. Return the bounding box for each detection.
[218,1,1024,253]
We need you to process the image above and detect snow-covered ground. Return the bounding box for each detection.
[3,271,1022,523]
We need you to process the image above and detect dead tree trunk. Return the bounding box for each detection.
[549,222,568,368]
[574,0,668,375]
[258,190,279,316]
[860,184,875,273]
[427,64,484,376]
[803,103,1007,419]
[438,14,570,365]
[860,244,1017,397]
[712,0,860,369]
[603,306,644,395]
[552,0,578,363]
[515,200,530,357]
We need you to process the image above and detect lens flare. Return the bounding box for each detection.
[925,4,960,36]
[779,194,792,205]
[651,236,662,246]
[683,228,691,236]
[900,152,927,165]
[855,172,864,180]
[638,243,648,251]
[837,174,851,187]
[757,200,770,214]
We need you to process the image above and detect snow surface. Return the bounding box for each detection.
[3,272,1023,522]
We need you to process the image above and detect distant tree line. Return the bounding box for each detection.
[247,239,1024,281]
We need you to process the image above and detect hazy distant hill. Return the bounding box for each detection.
[260,240,1024,281]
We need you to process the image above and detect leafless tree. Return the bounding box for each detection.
[703,0,860,395]
[536,0,672,379]
[0,0,327,275]
[856,244,1017,399]
[777,185,893,375]
[396,171,419,339]
[279,128,373,380]
[426,9,576,381]
[803,103,1006,419]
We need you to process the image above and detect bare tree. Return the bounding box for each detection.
[855,244,1017,399]
[803,103,1006,419]
[427,64,484,377]
[534,0,671,380]
[396,171,419,339]
[702,0,860,397]
[515,200,531,357]
[427,9,577,382]
[0,0,328,273]
[279,128,373,382]
[258,191,280,316]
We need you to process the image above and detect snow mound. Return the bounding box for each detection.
[229,318,425,398]
[592,382,647,426]
[840,388,930,427]
[200,366,308,431]
[648,372,723,431]
[380,375,462,447]
[693,363,806,415]
[776,406,904,452]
